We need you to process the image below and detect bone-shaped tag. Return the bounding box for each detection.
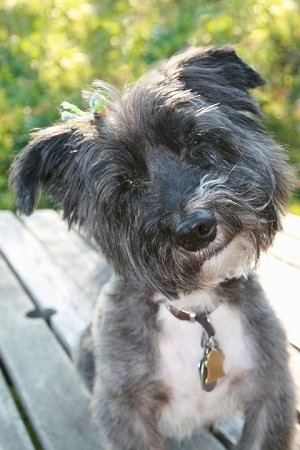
[204,348,225,384]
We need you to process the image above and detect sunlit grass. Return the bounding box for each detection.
[289,199,300,216]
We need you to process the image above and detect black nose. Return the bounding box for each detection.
[175,210,217,252]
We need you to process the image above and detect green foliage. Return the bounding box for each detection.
[1,0,299,211]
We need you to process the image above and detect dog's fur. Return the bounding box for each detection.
[10,46,296,449]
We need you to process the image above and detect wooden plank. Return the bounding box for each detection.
[0,369,34,450]
[166,428,226,450]
[0,211,94,353]
[213,414,244,448]
[263,286,300,350]
[21,209,111,302]
[289,348,300,450]
[282,214,300,240]
[290,347,300,413]
[268,213,300,268]
[258,254,300,349]
[294,428,300,450]
[269,231,300,268]
[0,255,101,450]
[258,253,299,300]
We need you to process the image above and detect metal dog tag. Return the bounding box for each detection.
[199,350,217,392]
[204,348,225,383]
[199,343,225,392]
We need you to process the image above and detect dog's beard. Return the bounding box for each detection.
[119,221,257,299]
[200,232,256,287]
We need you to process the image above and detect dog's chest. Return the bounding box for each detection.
[156,301,254,439]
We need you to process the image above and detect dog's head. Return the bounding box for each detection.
[10,46,293,298]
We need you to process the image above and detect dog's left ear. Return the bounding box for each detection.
[162,46,265,114]
[10,123,92,224]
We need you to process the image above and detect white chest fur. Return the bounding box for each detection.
[156,297,254,440]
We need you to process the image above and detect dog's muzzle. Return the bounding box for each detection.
[175,209,217,252]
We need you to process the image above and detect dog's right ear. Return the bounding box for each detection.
[10,124,81,217]
[160,46,265,115]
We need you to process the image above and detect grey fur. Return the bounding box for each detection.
[10,46,296,449]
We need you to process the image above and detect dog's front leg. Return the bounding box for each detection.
[236,391,295,450]
[91,278,167,450]
[92,381,167,450]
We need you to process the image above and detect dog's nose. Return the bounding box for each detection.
[175,210,217,252]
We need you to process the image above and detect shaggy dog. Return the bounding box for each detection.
[11,46,295,449]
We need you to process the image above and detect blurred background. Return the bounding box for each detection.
[0,0,299,213]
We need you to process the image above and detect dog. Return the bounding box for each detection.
[10,46,296,449]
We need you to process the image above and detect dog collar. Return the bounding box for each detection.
[166,304,226,392]
[167,305,215,337]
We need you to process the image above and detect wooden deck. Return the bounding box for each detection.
[0,209,299,450]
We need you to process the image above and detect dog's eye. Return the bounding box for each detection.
[119,177,135,191]
[189,145,214,169]
[124,179,135,189]
[118,172,147,194]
